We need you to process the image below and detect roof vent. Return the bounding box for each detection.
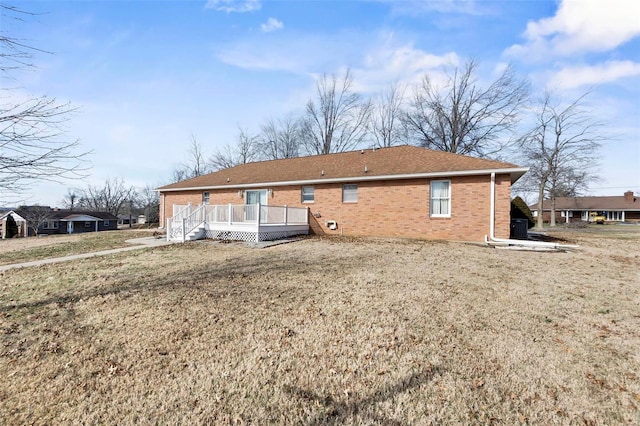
[361,149,364,154]
[227,178,230,182]
[364,165,368,173]
[321,170,325,176]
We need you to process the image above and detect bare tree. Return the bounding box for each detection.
[209,127,260,170]
[137,184,159,224]
[61,188,79,210]
[300,69,371,155]
[0,5,90,202]
[259,115,301,160]
[370,82,408,148]
[17,205,51,236]
[403,59,529,157]
[171,134,208,182]
[0,5,43,74]
[78,177,136,217]
[519,91,603,228]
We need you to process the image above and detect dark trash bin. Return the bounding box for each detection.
[510,218,529,240]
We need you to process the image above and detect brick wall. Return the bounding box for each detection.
[160,174,512,242]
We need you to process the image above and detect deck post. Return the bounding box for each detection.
[182,218,186,243]
[284,205,288,225]
[228,204,232,225]
[166,218,171,241]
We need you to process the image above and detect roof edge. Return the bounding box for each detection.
[157,167,529,192]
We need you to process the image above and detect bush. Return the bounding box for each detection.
[511,196,535,229]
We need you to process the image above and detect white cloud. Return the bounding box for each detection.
[216,30,458,94]
[216,30,366,74]
[261,18,283,33]
[548,61,640,90]
[352,43,459,93]
[205,0,260,13]
[382,0,487,16]
[506,0,640,60]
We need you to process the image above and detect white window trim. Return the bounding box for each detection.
[342,184,358,203]
[301,185,315,203]
[245,189,268,205]
[202,191,210,205]
[430,180,451,218]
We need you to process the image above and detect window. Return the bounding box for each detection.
[202,192,210,205]
[606,211,622,221]
[301,186,315,203]
[103,220,110,227]
[342,184,358,203]
[43,221,58,230]
[84,221,92,228]
[430,180,451,217]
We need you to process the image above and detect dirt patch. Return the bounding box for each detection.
[0,231,639,424]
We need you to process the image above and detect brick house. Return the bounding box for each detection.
[9,207,119,236]
[530,191,640,224]
[157,145,527,242]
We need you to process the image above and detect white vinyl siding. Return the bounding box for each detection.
[430,180,451,217]
[342,184,358,203]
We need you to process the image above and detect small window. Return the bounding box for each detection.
[342,184,358,203]
[43,221,58,230]
[202,192,210,205]
[103,220,110,227]
[84,221,92,228]
[430,180,451,217]
[301,186,315,203]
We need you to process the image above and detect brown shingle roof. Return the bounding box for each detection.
[158,145,526,191]
[535,194,640,211]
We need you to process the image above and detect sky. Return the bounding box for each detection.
[2,0,639,207]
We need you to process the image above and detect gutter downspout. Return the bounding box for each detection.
[485,172,578,250]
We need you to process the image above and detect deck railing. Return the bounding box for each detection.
[204,204,308,225]
[168,204,308,242]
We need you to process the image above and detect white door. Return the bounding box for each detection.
[245,190,267,221]
[67,221,74,234]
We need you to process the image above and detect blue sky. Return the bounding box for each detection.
[3,0,639,206]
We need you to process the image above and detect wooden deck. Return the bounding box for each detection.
[167,204,309,242]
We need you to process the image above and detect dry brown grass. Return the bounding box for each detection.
[0,229,157,266]
[1,228,639,424]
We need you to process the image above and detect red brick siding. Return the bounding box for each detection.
[160,174,512,242]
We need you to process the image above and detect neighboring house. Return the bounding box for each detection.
[118,215,137,226]
[12,207,119,236]
[530,191,640,224]
[117,215,148,226]
[157,145,527,242]
[0,211,28,238]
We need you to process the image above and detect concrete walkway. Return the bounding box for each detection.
[0,237,175,273]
